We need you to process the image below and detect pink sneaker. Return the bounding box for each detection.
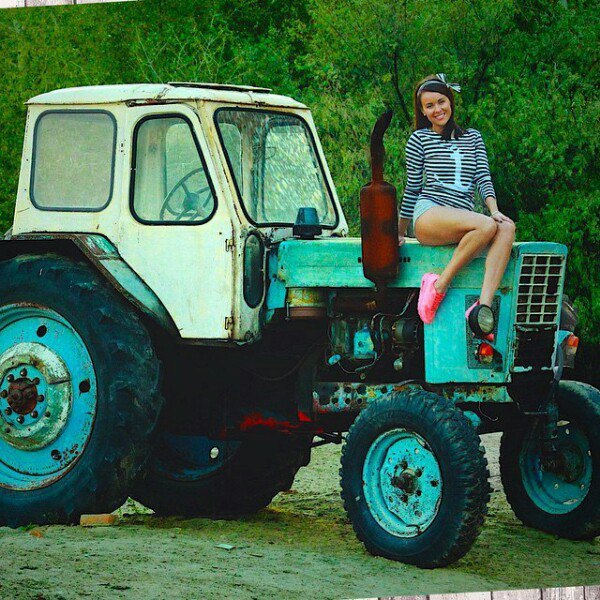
[418,273,446,324]
[465,300,480,320]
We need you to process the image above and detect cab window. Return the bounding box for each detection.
[31,110,116,211]
[131,115,215,224]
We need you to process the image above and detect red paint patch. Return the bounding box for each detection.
[297,410,312,422]
[238,412,322,434]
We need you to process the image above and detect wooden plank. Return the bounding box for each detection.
[430,593,491,600]
[493,591,541,600]
[76,0,135,3]
[24,0,75,5]
[376,588,596,600]
[378,597,424,600]
[543,587,585,600]
[2,0,134,5]
[585,586,600,600]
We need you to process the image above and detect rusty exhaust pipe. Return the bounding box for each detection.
[359,111,399,305]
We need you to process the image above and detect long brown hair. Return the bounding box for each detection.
[413,75,464,140]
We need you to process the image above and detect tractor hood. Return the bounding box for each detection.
[266,237,567,309]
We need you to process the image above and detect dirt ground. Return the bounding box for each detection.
[0,433,598,600]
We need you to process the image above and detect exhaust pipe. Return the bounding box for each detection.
[359,111,399,301]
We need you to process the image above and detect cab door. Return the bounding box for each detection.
[116,104,234,340]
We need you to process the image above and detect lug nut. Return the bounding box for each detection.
[20,368,27,377]
[16,416,24,424]
[45,411,51,418]
[38,395,45,403]
[31,410,38,419]
[32,378,40,385]
[4,427,10,434]
[0,390,6,399]
[4,407,12,416]
[7,374,14,382]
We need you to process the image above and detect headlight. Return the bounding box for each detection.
[468,304,495,337]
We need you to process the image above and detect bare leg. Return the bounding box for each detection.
[415,207,498,294]
[479,220,516,305]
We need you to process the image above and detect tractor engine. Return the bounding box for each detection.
[324,291,423,381]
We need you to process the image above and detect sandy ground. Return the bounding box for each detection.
[0,433,598,600]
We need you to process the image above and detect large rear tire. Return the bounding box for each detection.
[134,431,312,517]
[340,389,490,568]
[500,380,600,539]
[0,254,163,527]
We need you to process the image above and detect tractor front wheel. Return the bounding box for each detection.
[340,389,490,568]
[500,380,600,539]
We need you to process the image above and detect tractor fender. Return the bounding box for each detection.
[0,232,178,336]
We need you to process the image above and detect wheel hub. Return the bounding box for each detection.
[0,303,98,491]
[391,468,419,495]
[542,444,585,483]
[363,429,443,537]
[5,372,41,416]
[520,421,592,515]
[0,343,72,451]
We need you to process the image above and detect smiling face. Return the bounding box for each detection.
[420,90,452,133]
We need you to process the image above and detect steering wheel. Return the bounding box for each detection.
[159,168,213,222]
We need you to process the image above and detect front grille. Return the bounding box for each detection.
[516,254,565,326]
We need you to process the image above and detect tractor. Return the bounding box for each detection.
[0,83,597,568]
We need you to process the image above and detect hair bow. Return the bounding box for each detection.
[436,73,461,93]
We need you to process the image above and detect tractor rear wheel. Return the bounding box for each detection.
[133,431,312,517]
[0,254,163,527]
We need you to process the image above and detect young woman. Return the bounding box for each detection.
[398,73,515,333]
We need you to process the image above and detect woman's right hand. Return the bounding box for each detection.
[398,216,410,246]
[491,210,514,224]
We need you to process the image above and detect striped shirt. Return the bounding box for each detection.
[399,128,496,220]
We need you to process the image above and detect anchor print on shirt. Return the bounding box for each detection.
[432,145,472,193]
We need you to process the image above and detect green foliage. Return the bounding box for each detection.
[0,0,597,379]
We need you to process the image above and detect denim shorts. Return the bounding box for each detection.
[412,198,440,227]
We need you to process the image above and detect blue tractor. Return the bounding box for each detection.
[0,85,596,568]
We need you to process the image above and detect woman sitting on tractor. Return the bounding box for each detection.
[398,74,515,333]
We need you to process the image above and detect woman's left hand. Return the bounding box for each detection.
[491,210,514,224]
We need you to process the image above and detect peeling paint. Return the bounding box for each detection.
[313,381,510,415]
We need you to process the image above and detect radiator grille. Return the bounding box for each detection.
[516,254,565,326]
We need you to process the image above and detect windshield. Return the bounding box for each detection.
[215,109,337,227]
